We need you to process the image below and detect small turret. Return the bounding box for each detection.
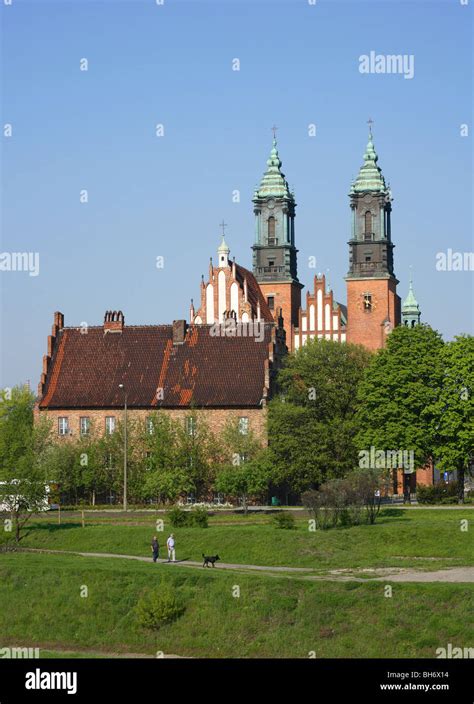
[217,234,230,268]
[402,273,421,328]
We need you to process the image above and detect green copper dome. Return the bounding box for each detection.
[352,129,388,193]
[254,138,293,200]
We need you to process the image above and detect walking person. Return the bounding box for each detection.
[151,536,159,563]
[166,533,176,562]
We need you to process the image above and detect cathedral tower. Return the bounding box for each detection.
[346,127,401,350]
[252,137,302,349]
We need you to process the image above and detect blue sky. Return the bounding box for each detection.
[1,0,472,389]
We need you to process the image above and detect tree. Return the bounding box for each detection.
[267,339,371,494]
[47,421,105,505]
[175,411,219,501]
[215,418,269,512]
[137,413,192,504]
[356,325,445,478]
[348,468,391,525]
[0,386,52,542]
[428,335,474,502]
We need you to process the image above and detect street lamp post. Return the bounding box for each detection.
[118,384,127,512]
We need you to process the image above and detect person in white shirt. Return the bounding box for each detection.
[166,534,176,562]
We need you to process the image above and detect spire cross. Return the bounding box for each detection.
[367,117,374,136]
[219,220,228,236]
[271,124,278,140]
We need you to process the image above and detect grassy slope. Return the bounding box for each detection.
[17,509,474,570]
[0,552,472,659]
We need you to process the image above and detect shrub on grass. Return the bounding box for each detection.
[167,507,188,527]
[302,470,389,528]
[417,481,459,505]
[136,584,185,630]
[272,512,296,530]
[167,506,209,527]
[189,507,208,528]
[339,508,352,527]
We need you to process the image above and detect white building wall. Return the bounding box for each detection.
[317,290,323,331]
[325,303,331,331]
[230,282,239,319]
[206,284,214,324]
[218,270,226,322]
[309,304,315,330]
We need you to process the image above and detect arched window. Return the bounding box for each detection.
[364,211,372,236]
[267,217,275,243]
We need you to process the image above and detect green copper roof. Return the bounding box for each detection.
[402,276,420,314]
[352,129,387,193]
[254,139,293,200]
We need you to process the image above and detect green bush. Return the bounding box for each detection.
[167,506,209,527]
[272,512,296,530]
[417,481,459,505]
[339,508,352,527]
[339,506,364,527]
[167,507,188,527]
[440,496,459,505]
[189,507,209,528]
[136,584,185,630]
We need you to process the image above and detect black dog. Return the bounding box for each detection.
[202,553,220,568]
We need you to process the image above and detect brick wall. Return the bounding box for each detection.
[37,406,267,444]
[392,464,434,495]
[258,280,301,351]
[346,277,400,350]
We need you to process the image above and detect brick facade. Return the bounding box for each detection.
[294,274,347,350]
[36,406,267,445]
[346,277,401,351]
[257,279,302,351]
[391,463,435,496]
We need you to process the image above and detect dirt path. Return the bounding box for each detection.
[42,646,186,659]
[21,548,474,582]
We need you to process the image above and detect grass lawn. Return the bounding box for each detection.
[15,508,473,571]
[0,552,472,659]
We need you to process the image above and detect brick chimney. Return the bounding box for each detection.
[52,311,64,337]
[104,310,125,333]
[173,319,187,345]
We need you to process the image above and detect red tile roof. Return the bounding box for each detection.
[235,263,274,321]
[39,323,274,409]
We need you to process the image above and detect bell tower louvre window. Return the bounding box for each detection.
[267,216,276,245]
[364,211,373,241]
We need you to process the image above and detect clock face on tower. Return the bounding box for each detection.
[358,293,377,312]
[267,198,275,209]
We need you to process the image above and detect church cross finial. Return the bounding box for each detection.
[271,124,278,140]
[219,220,228,236]
[367,117,374,136]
